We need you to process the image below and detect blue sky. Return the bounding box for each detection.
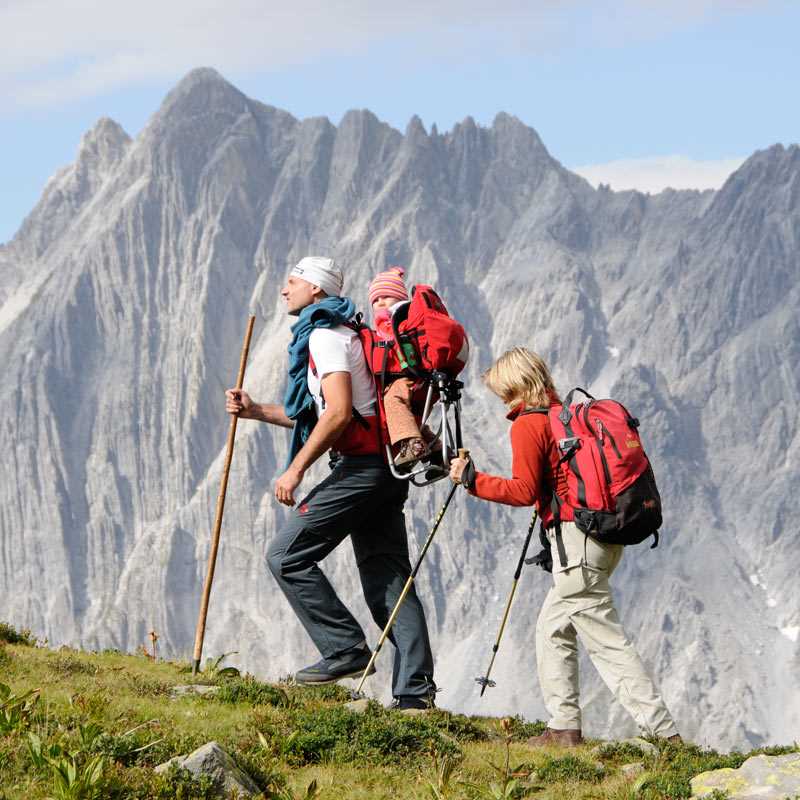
[1,0,798,244]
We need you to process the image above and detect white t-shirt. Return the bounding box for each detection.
[307,326,376,421]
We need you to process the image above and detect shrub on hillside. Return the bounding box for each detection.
[0,622,35,646]
[534,754,604,784]
[504,715,546,741]
[258,703,462,766]
[214,676,288,707]
[125,673,171,697]
[48,653,99,676]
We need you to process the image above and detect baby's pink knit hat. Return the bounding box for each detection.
[369,266,409,305]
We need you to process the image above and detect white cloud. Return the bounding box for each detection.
[0,0,780,110]
[572,154,746,193]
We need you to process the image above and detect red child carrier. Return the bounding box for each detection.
[548,387,662,556]
[349,285,468,484]
[357,284,469,383]
[393,285,469,377]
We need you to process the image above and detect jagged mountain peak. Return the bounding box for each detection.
[405,114,428,139]
[6,118,132,259]
[338,108,393,136]
[443,112,553,165]
[152,66,250,124]
[76,117,131,172]
[703,140,800,226]
[80,116,130,148]
[719,142,800,190]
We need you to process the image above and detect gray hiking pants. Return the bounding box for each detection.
[267,454,435,699]
[536,521,678,737]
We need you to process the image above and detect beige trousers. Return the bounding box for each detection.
[535,521,678,737]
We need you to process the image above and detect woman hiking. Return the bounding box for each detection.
[449,347,680,746]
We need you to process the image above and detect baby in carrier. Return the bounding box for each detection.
[368,267,430,467]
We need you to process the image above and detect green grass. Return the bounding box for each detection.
[0,622,797,799]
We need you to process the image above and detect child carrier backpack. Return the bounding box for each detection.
[392,285,469,378]
[548,387,662,551]
[357,284,469,393]
[346,287,467,484]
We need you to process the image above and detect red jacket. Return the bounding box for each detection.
[470,403,573,526]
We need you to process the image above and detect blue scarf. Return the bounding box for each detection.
[284,296,356,465]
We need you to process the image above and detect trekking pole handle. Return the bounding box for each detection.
[458,448,469,460]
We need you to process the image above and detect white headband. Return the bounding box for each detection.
[290,256,343,298]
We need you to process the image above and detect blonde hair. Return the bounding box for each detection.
[483,347,560,410]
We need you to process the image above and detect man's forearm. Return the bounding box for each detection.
[244,402,294,428]
[289,410,350,473]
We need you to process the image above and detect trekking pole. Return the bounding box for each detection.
[192,315,256,675]
[475,509,538,696]
[354,448,469,696]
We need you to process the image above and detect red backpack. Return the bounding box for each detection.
[548,387,662,551]
[393,285,469,378]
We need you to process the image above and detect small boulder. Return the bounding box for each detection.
[621,737,658,757]
[155,741,260,798]
[169,684,220,699]
[344,698,371,714]
[591,737,657,758]
[690,752,800,799]
[621,762,645,779]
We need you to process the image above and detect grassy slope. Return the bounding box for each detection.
[0,628,796,800]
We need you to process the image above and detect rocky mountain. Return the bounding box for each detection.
[1,68,797,751]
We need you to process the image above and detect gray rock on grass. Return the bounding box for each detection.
[621,737,659,757]
[169,684,221,699]
[621,762,645,779]
[344,698,371,714]
[591,737,658,759]
[690,752,800,799]
[155,741,260,798]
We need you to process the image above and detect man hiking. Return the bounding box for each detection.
[225,256,436,710]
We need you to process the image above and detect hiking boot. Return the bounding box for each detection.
[394,437,428,468]
[294,644,374,685]
[420,425,444,466]
[420,424,437,444]
[526,727,583,747]
[391,694,436,715]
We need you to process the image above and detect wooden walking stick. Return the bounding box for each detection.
[192,315,256,675]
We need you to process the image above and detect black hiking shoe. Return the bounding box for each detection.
[391,694,436,714]
[294,645,375,685]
